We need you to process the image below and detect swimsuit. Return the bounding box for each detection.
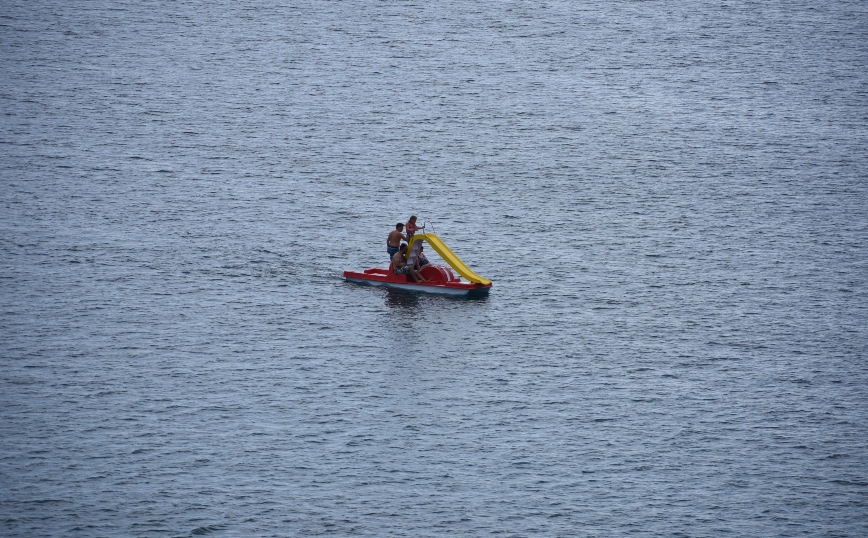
[387,245,399,260]
[406,222,422,237]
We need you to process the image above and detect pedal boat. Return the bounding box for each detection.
[343,233,492,296]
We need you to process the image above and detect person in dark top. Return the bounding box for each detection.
[416,245,431,269]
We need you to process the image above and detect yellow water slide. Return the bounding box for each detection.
[406,233,491,285]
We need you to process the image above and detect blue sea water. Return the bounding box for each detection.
[1,1,867,536]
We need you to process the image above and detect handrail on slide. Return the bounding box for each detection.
[406,233,491,286]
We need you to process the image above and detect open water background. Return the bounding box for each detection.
[2,1,868,536]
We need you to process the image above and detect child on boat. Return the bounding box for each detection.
[405,216,425,238]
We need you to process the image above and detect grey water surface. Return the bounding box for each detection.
[2,1,867,536]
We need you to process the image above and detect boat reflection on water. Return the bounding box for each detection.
[384,287,421,309]
[383,287,489,309]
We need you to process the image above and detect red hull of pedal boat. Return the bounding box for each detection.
[343,264,491,296]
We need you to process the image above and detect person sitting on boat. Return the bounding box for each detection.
[392,244,425,283]
[405,215,425,239]
[415,245,431,270]
[387,223,407,262]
